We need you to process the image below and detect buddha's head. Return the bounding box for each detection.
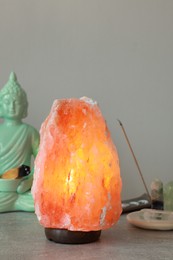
[0,72,28,120]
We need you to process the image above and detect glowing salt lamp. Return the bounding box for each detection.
[32,97,122,244]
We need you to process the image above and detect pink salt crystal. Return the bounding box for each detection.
[32,97,122,231]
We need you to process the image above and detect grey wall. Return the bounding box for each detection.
[0,0,173,200]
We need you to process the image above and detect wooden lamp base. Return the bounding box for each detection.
[45,228,101,244]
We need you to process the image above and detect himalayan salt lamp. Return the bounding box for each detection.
[32,97,122,244]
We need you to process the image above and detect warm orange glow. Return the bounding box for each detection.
[32,97,122,231]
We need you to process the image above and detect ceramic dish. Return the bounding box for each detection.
[127,209,173,230]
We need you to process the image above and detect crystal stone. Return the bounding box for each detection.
[32,97,122,231]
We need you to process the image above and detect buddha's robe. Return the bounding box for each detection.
[0,123,39,212]
[0,124,39,175]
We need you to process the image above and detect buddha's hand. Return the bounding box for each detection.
[17,175,33,194]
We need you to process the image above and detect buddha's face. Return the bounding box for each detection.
[1,94,27,120]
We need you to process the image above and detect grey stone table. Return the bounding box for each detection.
[0,212,173,260]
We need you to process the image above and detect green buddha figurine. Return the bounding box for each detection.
[0,72,40,212]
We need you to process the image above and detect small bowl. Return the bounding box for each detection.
[127,209,173,230]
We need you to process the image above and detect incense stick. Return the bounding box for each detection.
[117,119,151,202]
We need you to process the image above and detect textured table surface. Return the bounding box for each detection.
[0,212,173,260]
